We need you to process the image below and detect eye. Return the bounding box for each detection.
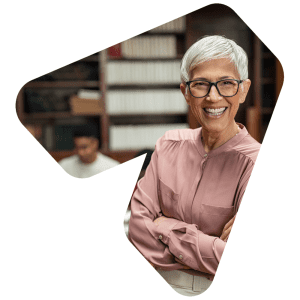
[191,81,209,87]
[222,80,234,85]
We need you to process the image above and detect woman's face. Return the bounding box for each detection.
[181,58,251,134]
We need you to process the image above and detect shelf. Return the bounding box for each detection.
[49,149,138,164]
[107,84,180,90]
[24,111,103,120]
[108,56,183,61]
[263,52,273,59]
[110,114,187,125]
[261,107,274,114]
[262,78,276,85]
[79,55,99,62]
[143,31,185,36]
[24,81,100,88]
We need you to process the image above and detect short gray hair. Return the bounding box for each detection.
[180,35,248,84]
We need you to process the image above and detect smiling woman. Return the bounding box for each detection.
[128,35,261,296]
[181,57,251,152]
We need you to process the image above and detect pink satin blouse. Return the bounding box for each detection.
[128,124,260,279]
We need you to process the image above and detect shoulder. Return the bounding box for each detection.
[98,153,120,167]
[154,127,201,156]
[156,128,200,148]
[58,154,78,166]
[233,133,261,163]
[163,127,201,141]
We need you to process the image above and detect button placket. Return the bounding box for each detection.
[201,154,208,170]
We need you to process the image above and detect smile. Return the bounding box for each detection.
[203,107,227,117]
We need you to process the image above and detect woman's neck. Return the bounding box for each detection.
[202,122,240,153]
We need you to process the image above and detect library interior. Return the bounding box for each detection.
[16,4,283,176]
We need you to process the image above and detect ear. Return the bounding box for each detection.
[239,79,251,104]
[94,138,99,149]
[180,83,190,106]
[91,137,99,149]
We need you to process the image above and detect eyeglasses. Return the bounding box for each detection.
[186,79,244,98]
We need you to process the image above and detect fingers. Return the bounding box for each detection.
[220,216,236,241]
[154,216,167,226]
[220,225,232,241]
[223,215,236,231]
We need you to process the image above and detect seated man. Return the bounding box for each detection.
[59,127,119,178]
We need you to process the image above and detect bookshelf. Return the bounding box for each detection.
[16,52,105,154]
[16,7,283,165]
[101,16,188,152]
[247,35,283,142]
[16,17,188,163]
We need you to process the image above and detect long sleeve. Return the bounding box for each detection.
[128,147,184,270]
[128,138,226,276]
[155,217,226,275]
[128,127,260,277]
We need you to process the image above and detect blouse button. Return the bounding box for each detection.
[179,254,183,260]
[158,235,163,240]
[203,154,208,157]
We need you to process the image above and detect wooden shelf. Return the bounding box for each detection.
[49,149,138,164]
[261,107,274,114]
[79,55,99,62]
[107,84,180,90]
[24,111,103,120]
[24,81,99,88]
[108,56,183,61]
[142,31,185,36]
[263,52,273,59]
[110,113,187,125]
[18,16,188,155]
[262,78,276,85]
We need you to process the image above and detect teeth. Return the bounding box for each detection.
[205,107,226,113]
[204,107,227,116]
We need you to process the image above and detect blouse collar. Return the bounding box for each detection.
[195,123,249,158]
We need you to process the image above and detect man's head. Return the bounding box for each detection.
[73,127,99,164]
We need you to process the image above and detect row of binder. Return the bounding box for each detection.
[109,123,189,150]
[121,35,177,58]
[106,61,181,84]
[106,89,187,114]
[149,17,186,33]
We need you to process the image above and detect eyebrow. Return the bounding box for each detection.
[192,76,235,81]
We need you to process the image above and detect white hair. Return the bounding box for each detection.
[180,35,248,86]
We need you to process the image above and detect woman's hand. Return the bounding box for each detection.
[220,215,236,241]
[153,216,168,226]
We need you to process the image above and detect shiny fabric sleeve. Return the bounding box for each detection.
[128,144,185,270]
[155,216,226,275]
[155,157,256,275]
[128,139,226,275]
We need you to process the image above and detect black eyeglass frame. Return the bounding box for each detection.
[186,79,244,98]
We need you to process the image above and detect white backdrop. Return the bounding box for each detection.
[1,0,298,299]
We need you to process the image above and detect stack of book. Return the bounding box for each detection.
[109,123,189,150]
[106,89,187,115]
[106,16,187,151]
[149,17,186,33]
[121,35,177,58]
[106,61,181,85]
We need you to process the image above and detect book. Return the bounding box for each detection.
[106,89,187,115]
[109,123,189,150]
[106,61,181,85]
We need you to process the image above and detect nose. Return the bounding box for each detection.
[206,84,222,102]
[78,149,85,157]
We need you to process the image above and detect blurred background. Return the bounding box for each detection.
[16,4,283,165]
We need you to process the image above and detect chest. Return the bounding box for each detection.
[157,152,244,236]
